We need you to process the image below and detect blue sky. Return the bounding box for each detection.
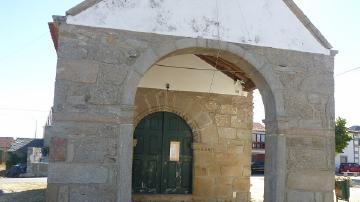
[0,0,359,138]
[253,0,360,130]
[0,0,83,138]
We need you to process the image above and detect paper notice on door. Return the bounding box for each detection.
[169,141,180,161]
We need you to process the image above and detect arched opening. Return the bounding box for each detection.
[132,111,193,194]
[129,43,278,202]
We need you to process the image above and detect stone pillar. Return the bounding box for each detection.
[46,23,136,202]
[117,124,133,202]
[263,128,287,202]
[261,50,335,202]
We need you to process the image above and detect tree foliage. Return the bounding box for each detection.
[335,117,352,153]
[5,152,26,170]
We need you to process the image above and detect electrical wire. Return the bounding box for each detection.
[154,64,245,73]
[0,32,48,62]
[0,107,49,113]
[207,0,222,95]
[336,67,360,77]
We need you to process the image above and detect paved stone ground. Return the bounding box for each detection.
[250,175,264,202]
[250,175,360,202]
[0,176,359,201]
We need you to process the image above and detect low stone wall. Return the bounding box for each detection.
[134,88,253,202]
[22,147,48,177]
[23,163,48,177]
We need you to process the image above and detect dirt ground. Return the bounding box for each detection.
[0,182,46,202]
[0,164,46,201]
[0,164,5,171]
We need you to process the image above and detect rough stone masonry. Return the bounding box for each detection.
[45,16,336,202]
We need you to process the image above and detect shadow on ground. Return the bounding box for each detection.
[0,189,45,202]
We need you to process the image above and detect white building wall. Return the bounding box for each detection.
[66,0,330,55]
[335,138,354,170]
[353,133,360,164]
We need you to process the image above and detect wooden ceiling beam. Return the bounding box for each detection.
[195,54,256,91]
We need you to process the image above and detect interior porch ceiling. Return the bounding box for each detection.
[195,54,256,91]
[138,54,255,95]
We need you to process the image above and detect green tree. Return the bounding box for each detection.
[335,117,352,153]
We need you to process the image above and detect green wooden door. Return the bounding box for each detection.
[132,112,192,194]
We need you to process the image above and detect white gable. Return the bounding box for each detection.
[66,0,331,55]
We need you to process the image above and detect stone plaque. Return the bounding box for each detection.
[49,137,67,162]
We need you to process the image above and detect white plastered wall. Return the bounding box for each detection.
[335,139,355,170]
[138,54,244,96]
[67,0,330,55]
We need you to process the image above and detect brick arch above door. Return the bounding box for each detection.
[134,87,254,146]
[134,88,204,143]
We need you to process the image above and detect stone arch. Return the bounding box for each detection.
[134,105,202,143]
[133,77,255,201]
[128,35,283,201]
[121,37,281,131]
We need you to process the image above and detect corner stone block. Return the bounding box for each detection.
[58,185,69,202]
[46,183,59,202]
[215,114,230,127]
[48,163,108,184]
[287,190,323,202]
[287,171,334,192]
[56,58,99,83]
[221,165,242,177]
[70,185,116,202]
[193,177,215,197]
[49,137,67,162]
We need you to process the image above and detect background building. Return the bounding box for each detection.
[335,125,360,170]
[252,122,265,163]
[0,137,14,164]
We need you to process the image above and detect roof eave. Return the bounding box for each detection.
[283,0,333,50]
[66,0,103,16]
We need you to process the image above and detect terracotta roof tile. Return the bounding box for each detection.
[253,122,265,132]
[349,125,360,133]
[8,138,43,153]
[0,137,14,149]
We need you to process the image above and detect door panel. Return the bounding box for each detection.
[167,162,177,188]
[146,160,159,192]
[132,159,143,188]
[181,161,192,188]
[132,112,192,194]
[132,112,163,193]
[162,112,192,194]
[149,136,161,155]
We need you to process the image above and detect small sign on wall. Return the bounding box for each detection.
[169,141,180,161]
